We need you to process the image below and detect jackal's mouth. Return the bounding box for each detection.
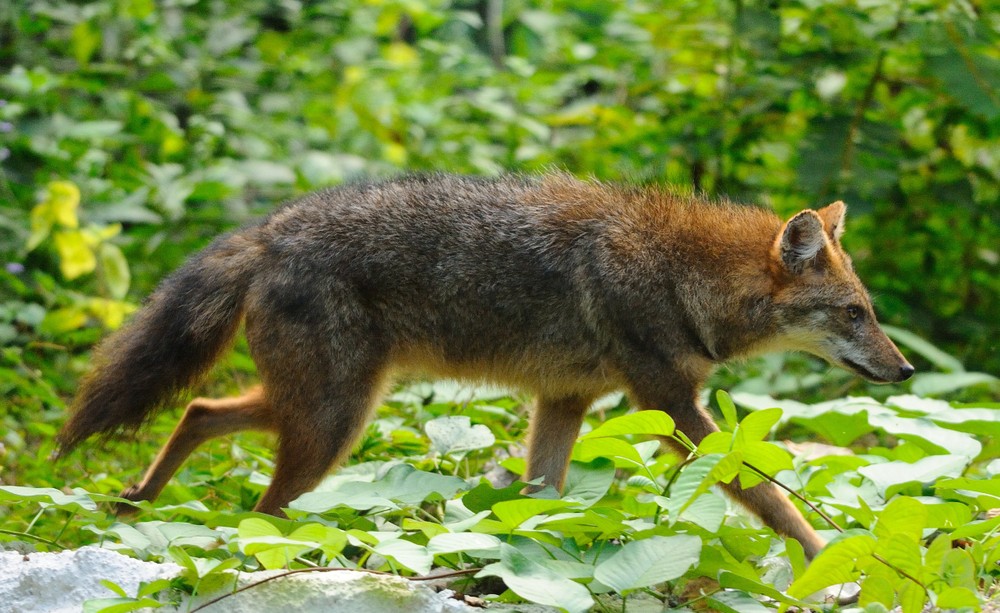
[841,357,891,384]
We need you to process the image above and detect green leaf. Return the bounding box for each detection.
[478,544,593,613]
[462,481,527,513]
[99,243,131,299]
[858,455,969,496]
[99,579,129,598]
[39,307,89,335]
[0,485,98,512]
[717,389,738,429]
[665,453,742,520]
[911,372,999,396]
[580,410,674,439]
[492,498,573,529]
[373,538,432,574]
[859,574,895,609]
[875,533,921,578]
[427,532,502,557]
[935,586,980,609]
[291,464,467,512]
[82,598,162,613]
[425,415,495,455]
[787,534,876,599]
[873,497,928,541]
[54,230,96,280]
[560,457,615,506]
[882,325,964,373]
[738,441,792,487]
[736,408,783,442]
[572,437,647,468]
[593,535,701,594]
[718,571,812,607]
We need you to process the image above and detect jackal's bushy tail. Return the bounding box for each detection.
[57,231,262,453]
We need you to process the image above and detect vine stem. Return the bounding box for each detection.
[741,461,930,595]
[187,566,481,612]
[0,528,61,548]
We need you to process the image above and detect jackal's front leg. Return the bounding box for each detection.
[629,380,825,559]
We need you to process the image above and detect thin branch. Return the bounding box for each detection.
[741,461,929,595]
[0,528,62,548]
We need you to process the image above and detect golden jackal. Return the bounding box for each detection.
[59,173,913,559]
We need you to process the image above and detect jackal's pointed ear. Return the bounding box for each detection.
[776,210,827,273]
[817,200,846,243]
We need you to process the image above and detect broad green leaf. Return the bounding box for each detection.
[738,440,792,487]
[561,457,615,506]
[572,437,646,467]
[238,517,281,539]
[898,578,926,613]
[875,533,922,578]
[678,492,726,532]
[291,464,467,512]
[707,590,770,613]
[934,476,1000,498]
[461,481,526,513]
[736,408,783,442]
[859,574,895,609]
[427,532,502,556]
[858,455,969,496]
[580,410,674,439]
[478,544,593,613]
[718,571,812,607]
[88,298,136,329]
[0,485,98,511]
[593,535,701,594]
[374,539,432,575]
[665,452,742,520]
[492,498,573,529]
[873,497,927,541]
[940,548,976,591]
[788,534,876,599]
[935,586,980,609]
[425,416,495,455]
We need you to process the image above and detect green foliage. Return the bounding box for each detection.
[1,0,999,611]
[3,367,1000,611]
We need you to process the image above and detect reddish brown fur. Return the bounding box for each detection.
[59,173,912,560]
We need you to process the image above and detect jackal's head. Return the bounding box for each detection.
[768,202,914,384]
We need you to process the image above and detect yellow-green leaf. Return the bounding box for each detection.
[47,181,81,229]
[581,410,674,440]
[99,243,130,299]
[54,230,96,279]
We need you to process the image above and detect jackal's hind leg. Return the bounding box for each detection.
[524,395,592,492]
[117,386,274,514]
[251,375,385,516]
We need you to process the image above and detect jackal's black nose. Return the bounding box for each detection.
[899,363,915,381]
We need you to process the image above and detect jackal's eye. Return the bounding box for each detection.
[846,305,861,320]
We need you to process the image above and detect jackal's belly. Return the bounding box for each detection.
[387,341,621,398]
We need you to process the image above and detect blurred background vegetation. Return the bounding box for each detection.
[0,0,997,456]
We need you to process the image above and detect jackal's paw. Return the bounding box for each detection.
[114,485,145,516]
